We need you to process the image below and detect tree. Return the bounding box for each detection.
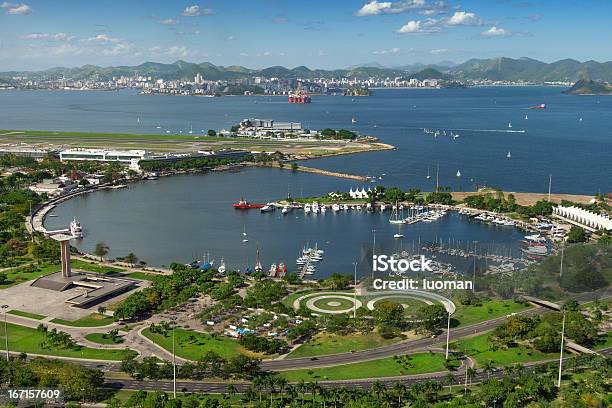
[372,301,404,329]
[124,252,139,267]
[446,372,456,393]
[94,242,109,262]
[416,304,447,334]
[567,226,587,243]
[291,162,298,172]
[97,306,106,316]
[392,382,406,406]
[466,367,477,386]
[207,129,217,137]
[482,360,495,379]
[227,383,237,399]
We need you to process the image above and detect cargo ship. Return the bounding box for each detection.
[233,199,265,209]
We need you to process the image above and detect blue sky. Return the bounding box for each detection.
[0,0,610,71]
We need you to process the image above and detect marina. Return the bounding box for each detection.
[43,169,532,279]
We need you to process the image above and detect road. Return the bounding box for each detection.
[102,348,610,393]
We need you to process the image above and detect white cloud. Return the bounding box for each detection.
[396,18,442,34]
[529,13,543,22]
[239,52,249,57]
[355,1,393,16]
[225,35,237,41]
[100,43,136,56]
[23,32,69,41]
[85,34,121,44]
[273,15,287,24]
[372,47,400,55]
[446,11,482,26]
[481,26,511,37]
[429,48,450,54]
[167,46,189,57]
[181,5,213,17]
[1,2,31,14]
[159,18,178,25]
[395,10,482,34]
[356,0,452,16]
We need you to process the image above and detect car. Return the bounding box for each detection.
[310,357,318,361]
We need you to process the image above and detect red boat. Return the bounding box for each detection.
[528,103,546,109]
[233,199,265,209]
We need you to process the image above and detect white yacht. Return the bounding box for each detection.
[456,170,461,177]
[260,204,275,212]
[217,258,226,274]
[70,217,83,238]
[389,203,406,224]
[507,151,512,159]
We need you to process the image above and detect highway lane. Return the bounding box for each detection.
[261,306,545,370]
[102,348,610,393]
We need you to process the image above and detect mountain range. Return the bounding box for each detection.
[2,57,612,83]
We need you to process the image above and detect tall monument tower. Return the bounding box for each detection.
[51,233,74,278]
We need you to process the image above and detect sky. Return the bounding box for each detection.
[0,0,611,71]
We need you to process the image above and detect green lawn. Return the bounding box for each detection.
[142,327,252,360]
[312,297,355,311]
[281,289,322,309]
[7,310,46,320]
[451,332,557,367]
[594,331,612,350]
[280,352,447,381]
[51,313,114,327]
[0,262,61,288]
[287,332,399,359]
[84,332,124,345]
[126,271,159,281]
[451,300,531,327]
[0,322,135,360]
[72,260,124,274]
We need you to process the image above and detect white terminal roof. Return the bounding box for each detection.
[554,206,612,231]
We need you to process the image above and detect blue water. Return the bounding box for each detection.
[45,168,525,277]
[1,87,610,194]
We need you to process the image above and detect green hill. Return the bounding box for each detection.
[563,78,612,95]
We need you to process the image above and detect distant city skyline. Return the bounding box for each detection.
[1,0,611,71]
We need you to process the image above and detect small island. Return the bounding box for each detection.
[343,87,372,96]
[563,78,612,95]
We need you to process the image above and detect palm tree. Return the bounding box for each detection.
[266,376,276,405]
[286,384,298,406]
[276,377,288,404]
[308,381,319,404]
[124,252,138,267]
[513,363,525,377]
[319,386,329,408]
[392,382,407,406]
[253,376,265,403]
[466,367,477,386]
[226,384,237,400]
[94,241,109,262]
[297,379,306,407]
[482,360,495,379]
[371,380,386,400]
[445,373,456,394]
